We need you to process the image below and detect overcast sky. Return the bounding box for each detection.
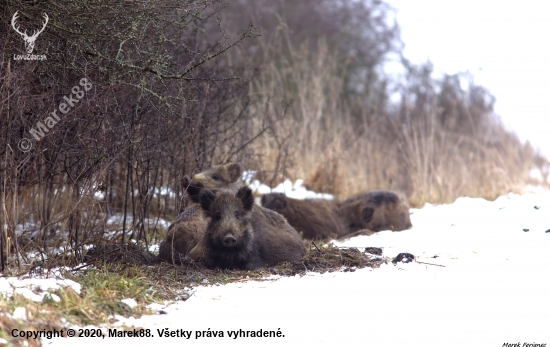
[385,0,550,158]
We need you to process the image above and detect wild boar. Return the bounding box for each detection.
[187,187,307,270]
[261,193,346,240]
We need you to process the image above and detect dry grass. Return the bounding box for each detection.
[245,34,548,206]
[85,242,384,281]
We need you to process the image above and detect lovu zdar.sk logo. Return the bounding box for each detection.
[11,11,48,60]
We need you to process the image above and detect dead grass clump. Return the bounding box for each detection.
[279,244,384,274]
[140,243,385,293]
[62,265,164,324]
[83,242,160,267]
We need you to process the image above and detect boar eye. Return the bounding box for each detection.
[234,210,240,219]
[213,212,222,221]
[212,174,220,181]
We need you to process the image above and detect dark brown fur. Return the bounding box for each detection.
[158,163,244,264]
[261,193,347,240]
[338,190,412,234]
[158,205,207,264]
[187,187,307,270]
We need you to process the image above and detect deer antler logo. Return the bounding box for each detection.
[11,11,49,54]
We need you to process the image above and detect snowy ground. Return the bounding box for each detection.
[3,186,550,346]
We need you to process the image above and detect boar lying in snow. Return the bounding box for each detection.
[158,163,244,264]
[337,190,412,234]
[187,187,308,270]
[261,193,346,240]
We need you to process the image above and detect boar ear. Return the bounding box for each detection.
[199,189,216,215]
[362,207,374,223]
[273,195,287,209]
[185,181,204,204]
[227,163,243,182]
[264,194,286,209]
[236,186,254,211]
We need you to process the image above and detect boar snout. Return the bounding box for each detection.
[222,234,237,248]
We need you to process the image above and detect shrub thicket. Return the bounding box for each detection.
[0,0,263,268]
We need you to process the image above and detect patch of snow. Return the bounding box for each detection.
[530,167,550,184]
[1,267,82,303]
[12,307,27,320]
[106,213,170,229]
[120,298,138,309]
[242,170,257,185]
[106,213,134,226]
[0,278,12,294]
[13,220,41,237]
[147,302,168,313]
[14,287,46,302]
[250,178,333,200]
[152,186,177,199]
[45,293,61,303]
[94,190,105,200]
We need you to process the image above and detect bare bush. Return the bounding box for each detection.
[0,1,263,270]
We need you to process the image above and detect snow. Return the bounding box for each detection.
[0,267,82,303]
[246,170,334,200]
[105,213,171,231]
[530,168,550,185]
[120,298,138,309]
[12,307,27,320]
[94,186,177,201]
[2,185,549,346]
